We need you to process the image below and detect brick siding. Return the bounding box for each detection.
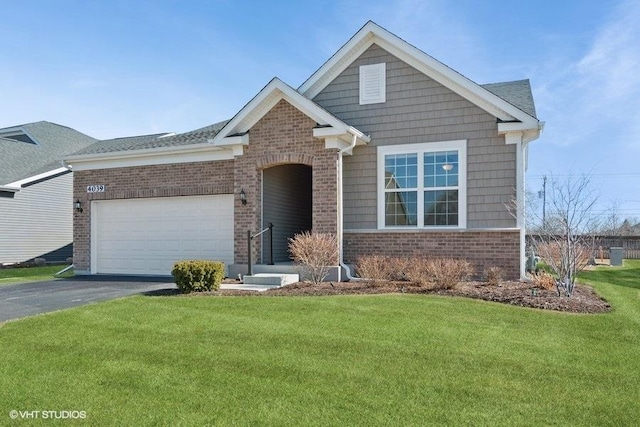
[344,230,521,279]
[233,99,339,264]
[73,160,234,271]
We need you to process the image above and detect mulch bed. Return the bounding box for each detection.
[211,279,611,314]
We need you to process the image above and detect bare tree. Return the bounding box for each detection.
[529,175,600,297]
[602,201,622,235]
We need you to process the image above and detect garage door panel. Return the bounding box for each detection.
[93,195,234,275]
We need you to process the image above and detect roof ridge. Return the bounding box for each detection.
[100,132,171,142]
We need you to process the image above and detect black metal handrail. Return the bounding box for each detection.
[247,223,274,276]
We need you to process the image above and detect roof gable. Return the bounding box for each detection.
[211,78,368,148]
[299,21,540,132]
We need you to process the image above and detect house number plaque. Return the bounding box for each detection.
[86,185,106,193]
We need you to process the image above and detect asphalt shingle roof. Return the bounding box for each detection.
[12,82,536,168]
[70,120,230,157]
[481,79,537,119]
[0,121,97,184]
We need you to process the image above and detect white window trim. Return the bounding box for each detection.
[377,140,467,230]
[359,63,386,105]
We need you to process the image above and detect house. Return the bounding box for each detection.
[64,21,542,280]
[0,121,99,265]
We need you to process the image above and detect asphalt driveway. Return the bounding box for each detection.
[0,276,177,323]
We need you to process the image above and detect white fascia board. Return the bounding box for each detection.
[324,137,353,153]
[5,167,70,188]
[299,22,376,96]
[65,144,235,171]
[0,126,40,145]
[299,21,540,127]
[212,78,356,147]
[214,134,249,146]
[207,134,248,156]
[0,185,20,193]
[0,125,24,134]
[500,122,542,145]
[313,126,370,148]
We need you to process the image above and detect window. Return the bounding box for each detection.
[378,141,467,229]
[359,63,386,105]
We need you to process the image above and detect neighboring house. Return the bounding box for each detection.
[65,21,542,279]
[0,121,98,264]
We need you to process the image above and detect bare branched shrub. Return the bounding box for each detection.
[387,257,411,281]
[404,257,436,289]
[428,258,473,289]
[405,258,472,290]
[535,241,590,296]
[484,266,504,286]
[527,175,600,297]
[356,255,410,281]
[288,231,339,285]
[530,271,556,291]
[356,255,393,280]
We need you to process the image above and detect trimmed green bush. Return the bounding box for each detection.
[171,260,225,293]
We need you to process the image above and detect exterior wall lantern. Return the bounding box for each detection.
[74,199,83,213]
[240,189,247,205]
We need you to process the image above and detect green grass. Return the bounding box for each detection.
[1,263,639,425]
[0,264,73,286]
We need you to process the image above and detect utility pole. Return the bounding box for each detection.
[538,175,547,230]
[542,175,547,229]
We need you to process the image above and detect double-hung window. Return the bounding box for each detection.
[377,140,467,229]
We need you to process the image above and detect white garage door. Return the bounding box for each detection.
[92,195,234,275]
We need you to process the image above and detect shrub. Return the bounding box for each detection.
[406,258,472,290]
[356,255,408,281]
[171,260,225,293]
[356,255,390,280]
[404,257,436,289]
[288,231,338,285]
[531,271,556,291]
[34,258,46,266]
[484,266,504,286]
[429,258,473,289]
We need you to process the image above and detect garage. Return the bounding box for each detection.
[91,195,234,275]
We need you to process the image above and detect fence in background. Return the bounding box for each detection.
[526,235,640,259]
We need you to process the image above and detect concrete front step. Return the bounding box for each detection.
[242,273,299,287]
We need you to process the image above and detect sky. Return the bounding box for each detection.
[1,0,639,222]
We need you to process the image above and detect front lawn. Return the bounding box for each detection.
[0,264,73,286]
[0,262,638,425]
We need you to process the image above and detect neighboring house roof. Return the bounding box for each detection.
[0,121,97,185]
[481,80,537,119]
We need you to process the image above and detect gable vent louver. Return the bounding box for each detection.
[359,63,386,105]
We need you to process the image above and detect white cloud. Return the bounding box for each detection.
[577,0,640,102]
[534,0,640,151]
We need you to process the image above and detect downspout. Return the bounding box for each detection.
[515,136,526,280]
[337,131,359,281]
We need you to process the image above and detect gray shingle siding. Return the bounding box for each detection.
[313,44,517,230]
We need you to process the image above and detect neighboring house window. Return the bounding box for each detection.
[377,140,467,229]
[359,63,386,105]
